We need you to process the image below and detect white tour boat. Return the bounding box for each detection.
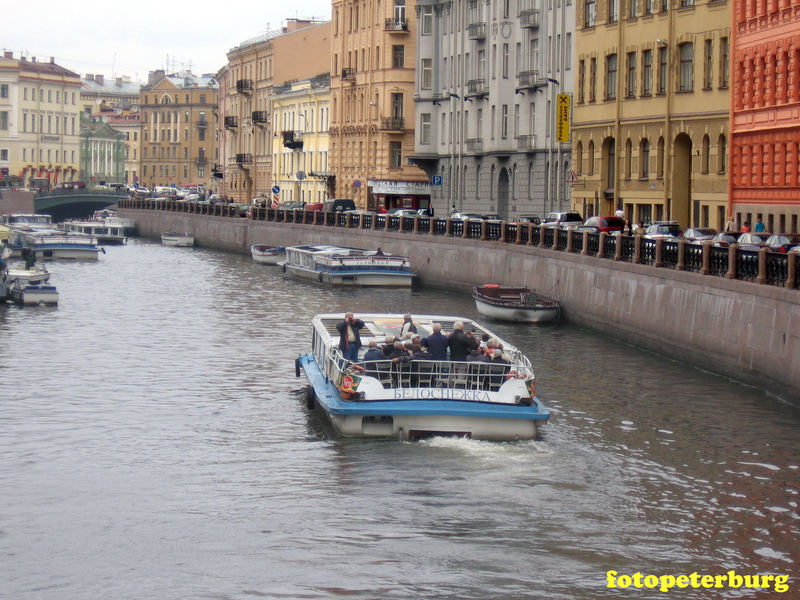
[282,245,415,287]
[161,231,194,247]
[60,210,136,245]
[473,284,561,324]
[10,282,59,306]
[250,244,286,265]
[296,313,549,441]
[8,227,101,260]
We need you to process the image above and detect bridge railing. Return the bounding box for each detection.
[118,197,799,290]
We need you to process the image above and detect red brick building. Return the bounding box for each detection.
[730,0,800,233]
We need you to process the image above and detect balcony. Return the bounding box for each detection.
[282,130,303,149]
[224,116,238,129]
[466,78,489,98]
[235,153,252,165]
[195,156,208,166]
[236,79,253,93]
[467,22,487,40]
[196,120,208,128]
[519,9,541,28]
[341,68,356,81]
[380,117,405,131]
[466,138,483,153]
[252,110,269,125]
[517,70,547,90]
[517,135,537,151]
[384,17,409,32]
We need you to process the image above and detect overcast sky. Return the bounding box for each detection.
[3,0,332,82]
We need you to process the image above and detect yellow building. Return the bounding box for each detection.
[330,0,430,210]
[272,76,331,206]
[572,0,730,228]
[0,52,82,188]
[219,19,332,203]
[139,70,218,192]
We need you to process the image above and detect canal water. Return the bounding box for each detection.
[1,240,797,599]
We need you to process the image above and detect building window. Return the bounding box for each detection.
[628,0,637,17]
[585,0,596,27]
[679,43,694,92]
[681,0,694,6]
[590,57,597,101]
[421,6,433,35]
[588,140,595,173]
[0,84,7,98]
[701,134,710,173]
[501,105,509,138]
[390,141,402,167]
[658,47,667,94]
[627,52,636,97]
[703,39,713,89]
[0,111,7,130]
[421,58,432,89]
[625,139,632,179]
[718,134,727,173]
[420,113,431,144]
[720,37,729,88]
[645,0,654,14]
[502,44,509,78]
[578,60,586,103]
[657,136,665,178]
[199,94,206,104]
[609,0,618,23]
[640,139,650,177]
[606,54,617,100]
[392,45,405,68]
[566,33,572,69]
[576,141,584,174]
[642,50,652,96]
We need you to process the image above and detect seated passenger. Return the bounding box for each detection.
[381,335,397,357]
[362,340,385,375]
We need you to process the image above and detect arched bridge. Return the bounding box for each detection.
[35,191,129,221]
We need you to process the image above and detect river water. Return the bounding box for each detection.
[1,240,798,599]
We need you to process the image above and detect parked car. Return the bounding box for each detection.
[736,233,769,251]
[541,211,584,229]
[515,215,541,225]
[764,234,800,253]
[575,215,625,234]
[683,227,718,243]
[482,213,503,221]
[644,221,682,239]
[386,208,418,217]
[450,212,484,221]
[322,199,356,212]
[709,232,738,248]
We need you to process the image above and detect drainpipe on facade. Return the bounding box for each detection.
[664,4,675,221]
[614,8,623,215]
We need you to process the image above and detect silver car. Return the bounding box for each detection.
[540,211,584,229]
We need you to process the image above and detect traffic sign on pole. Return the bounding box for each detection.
[556,93,572,143]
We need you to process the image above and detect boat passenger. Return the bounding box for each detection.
[466,347,485,362]
[381,336,397,357]
[362,341,385,377]
[400,313,418,337]
[336,313,365,363]
[448,321,476,362]
[421,323,449,360]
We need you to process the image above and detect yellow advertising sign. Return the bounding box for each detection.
[556,93,571,143]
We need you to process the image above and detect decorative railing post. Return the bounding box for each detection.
[756,247,768,285]
[516,223,523,245]
[429,217,436,235]
[701,241,711,275]
[527,223,535,245]
[614,233,623,260]
[654,238,663,268]
[788,252,797,289]
[446,218,453,237]
[634,234,642,263]
[371,212,377,230]
[677,240,686,270]
[462,218,470,239]
[480,220,487,241]
[598,232,607,258]
[385,214,391,232]
[538,225,546,248]
[413,215,419,233]
[499,222,507,244]
[359,212,366,229]
[725,244,738,279]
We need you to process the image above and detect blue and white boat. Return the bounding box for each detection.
[250,244,286,265]
[296,313,549,441]
[10,282,59,305]
[8,227,101,260]
[282,245,415,287]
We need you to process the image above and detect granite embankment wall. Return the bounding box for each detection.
[124,209,800,402]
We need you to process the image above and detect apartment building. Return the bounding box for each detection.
[0,52,82,188]
[410,0,574,218]
[330,0,430,211]
[219,19,331,203]
[572,0,730,229]
[730,0,800,233]
[139,70,218,192]
[272,75,331,205]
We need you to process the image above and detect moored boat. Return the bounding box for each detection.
[10,282,59,306]
[473,284,560,324]
[60,210,136,245]
[296,313,548,441]
[250,244,286,265]
[161,232,194,247]
[283,245,415,287]
[6,264,50,285]
[8,228,101,260]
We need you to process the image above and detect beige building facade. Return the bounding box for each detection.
[0,52,82,188]
[330,0,430,210]
[572,0,730,229]
[139,70,218,192]
[219,20,332,203]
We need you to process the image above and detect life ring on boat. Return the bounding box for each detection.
[483,283,500,288]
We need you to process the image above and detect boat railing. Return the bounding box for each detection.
[327,350,533,392]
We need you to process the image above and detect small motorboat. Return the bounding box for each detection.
[250,244,286,265]
[161,232,194,247]
[11,283,59,306]
[473,284,560,324]
[6,264,51,285]
[282,245,416,287]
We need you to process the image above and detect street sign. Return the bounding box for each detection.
[353,179,362,188]
[271,185,280,194]
[133,182,140,188]
[431,175,442,186]
[567,170,579,184]
[296,171,306,181]
[556,93,572,143]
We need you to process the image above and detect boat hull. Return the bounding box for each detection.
[161,234,194,247]
[474,297,560,324]
[285,263,414,287]
[11,284,59,305]
[6,267,50,284]
[251,245,285,265]
[34,246,99,261]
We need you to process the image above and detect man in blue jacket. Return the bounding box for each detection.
[336,312,365,363]
[421,322,449,360]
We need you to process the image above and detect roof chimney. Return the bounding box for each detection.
[95,74,104,85]
[116,77,123,87]
[86,74,94,81]
[31,56,37,63]
[50,56,55,64]
[4,51,12,59]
